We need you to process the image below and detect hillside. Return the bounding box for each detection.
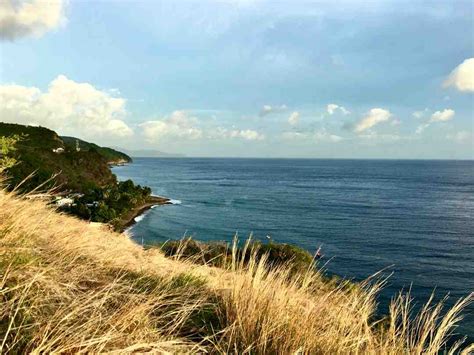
[0,187,472,353]
[0,122,164,230]
[0,123,117,192]
[62,136,132,164]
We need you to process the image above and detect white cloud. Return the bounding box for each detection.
[340,108,350,115]
[430,109,455,122]
[415,124,429,134]
[443,58,474,92]
[0,75,133,139]
[412,108,429,119]
[140,111,203,142]
[281,128,342,143]
[229,129,265,140]
[327,104,338,115]
[358,131,401,142]
[288,111,299,126]
[0,0,65,40]
[416,108,455,134]
[210,127,265,141]
[259,104,287,117]
[141,112,265,142]
[327,104,350,115]
[354,108,391,133]
[314,129,343,142]
[446,131,472,143]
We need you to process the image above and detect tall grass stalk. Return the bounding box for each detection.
[0,186,472,353]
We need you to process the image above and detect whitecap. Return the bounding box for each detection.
[134,214,146,222]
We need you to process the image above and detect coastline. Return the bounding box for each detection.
[118,195,170,232]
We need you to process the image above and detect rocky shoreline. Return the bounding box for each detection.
[119,195,171,232]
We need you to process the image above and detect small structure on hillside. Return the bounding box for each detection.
[76,140,81,152]
[55,196,74,207]
[53,147,64,154]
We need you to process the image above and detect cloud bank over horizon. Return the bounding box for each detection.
[0,0,472,158]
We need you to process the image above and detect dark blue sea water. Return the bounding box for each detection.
[113,158,474,340]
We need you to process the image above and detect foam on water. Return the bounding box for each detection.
[134,214,146,222]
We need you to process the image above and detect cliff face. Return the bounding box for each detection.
[0,122,129,192]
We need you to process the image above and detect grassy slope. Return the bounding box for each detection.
[1,188,472,354]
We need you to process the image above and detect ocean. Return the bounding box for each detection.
[113,158,474,340]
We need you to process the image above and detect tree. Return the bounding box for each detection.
[0,134,22,172]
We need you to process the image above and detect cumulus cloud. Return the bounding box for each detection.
[0,0,65,40]
[140,111,203,142]
[259,104,287,117]
[430,109,455,122]
[0,75,133,139]
[288,111,299,126]
[353,108,391,133]
[443,58,474,92]
[327,104,350,115]
[416,108,455,134]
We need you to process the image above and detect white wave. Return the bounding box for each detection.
[169,199,182,205]
[134,214,146,222]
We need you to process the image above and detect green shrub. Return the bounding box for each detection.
[0,134,22,171]
[159,238,315,274]
[255,241,315,274]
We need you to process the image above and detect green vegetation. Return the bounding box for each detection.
[160,237,316,274]
[0,123,117,192]
[61,136,131,164]
[0,134,22,172]
[0,122,153,230]
[64,179,152,226]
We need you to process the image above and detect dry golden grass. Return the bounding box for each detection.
[0,187,472,354]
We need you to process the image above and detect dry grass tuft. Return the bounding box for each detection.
[0,187,472,354]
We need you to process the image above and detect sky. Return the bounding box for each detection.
[0,0,473,159]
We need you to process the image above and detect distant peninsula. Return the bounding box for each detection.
[113,147,185,158]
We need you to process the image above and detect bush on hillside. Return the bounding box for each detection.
[0,134,22,172]
[160,238,316,274]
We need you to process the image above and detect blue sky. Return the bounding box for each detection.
[0,0,473,158]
